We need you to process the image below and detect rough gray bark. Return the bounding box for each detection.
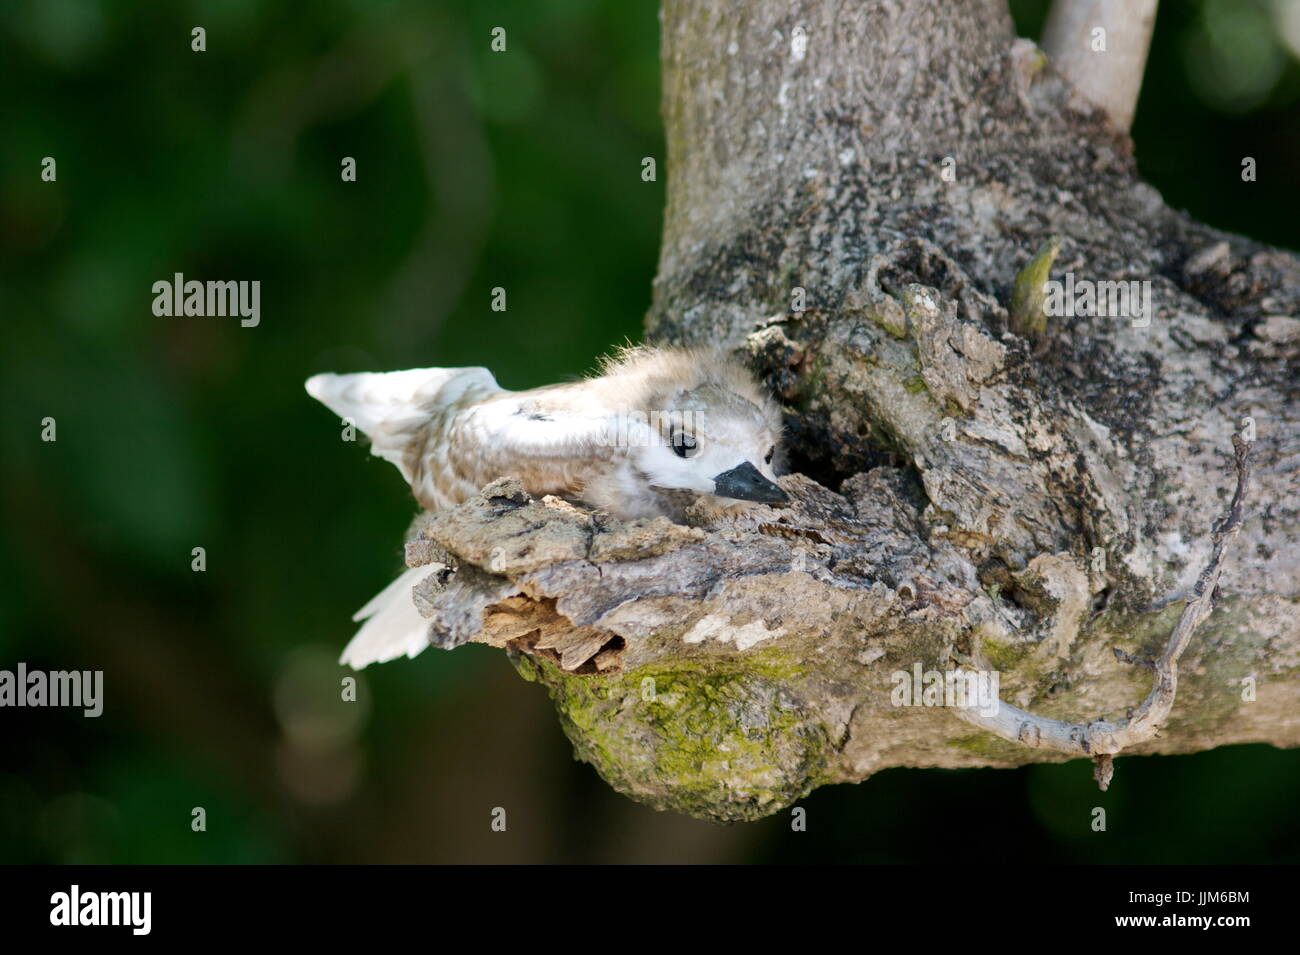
[399,0,1299,821]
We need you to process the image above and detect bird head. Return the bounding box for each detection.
[631,382,788,507]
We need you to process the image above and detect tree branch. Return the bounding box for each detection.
[1040,0,1159,131]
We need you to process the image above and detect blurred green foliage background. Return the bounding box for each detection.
[1,0,1297,864]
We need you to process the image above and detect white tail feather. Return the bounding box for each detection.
[305,367,499,481]
[340,566,435,669]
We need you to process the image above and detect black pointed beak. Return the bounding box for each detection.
[712,461,789,505]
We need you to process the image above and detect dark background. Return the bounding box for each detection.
[1,0,1297,863]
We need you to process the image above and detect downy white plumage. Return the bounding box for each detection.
[306,345,788,668]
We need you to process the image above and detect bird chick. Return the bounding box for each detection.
[306,344,788,667]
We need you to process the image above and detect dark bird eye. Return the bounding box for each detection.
[764,446,775,465]
[672,431,697,458]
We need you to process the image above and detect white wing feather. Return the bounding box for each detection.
[339,565,434,669]
[458,392,633,456]
[305,367,501,482]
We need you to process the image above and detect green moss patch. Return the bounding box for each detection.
[515,650,831,822]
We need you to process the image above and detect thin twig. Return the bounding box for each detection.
[952,432,1251,789]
